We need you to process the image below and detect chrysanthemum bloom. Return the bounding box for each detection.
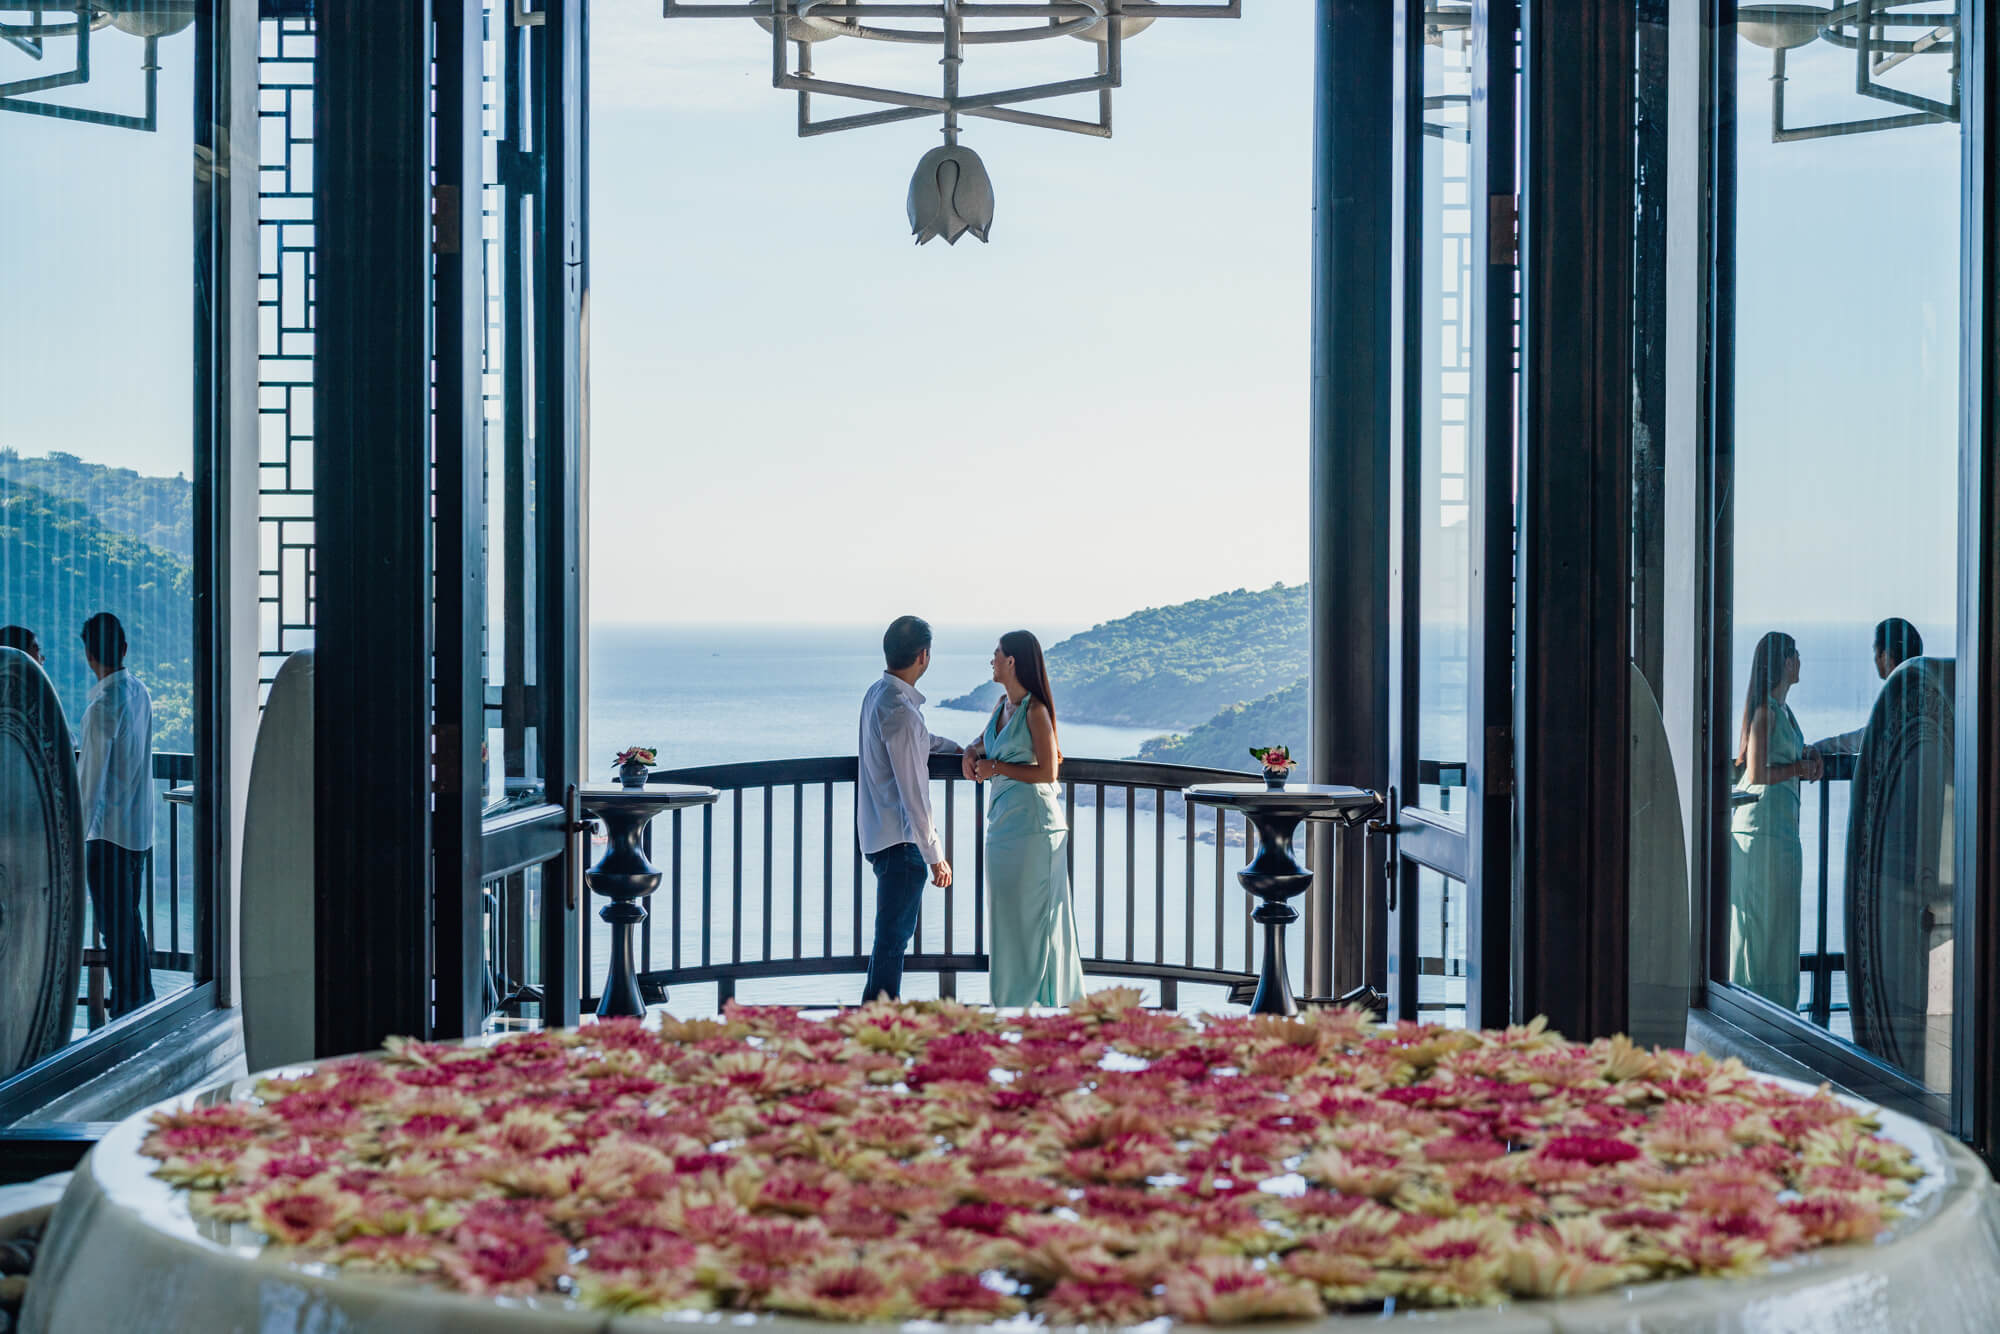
[1301,1146,1408,1199]
[1659,1218,1771,1277]
[439,1216,568,1296]
[913,1272,1023,1323]
[248,1178,357,1246]
[1501,1229,1641,1298]
[1162,1255,1325,1323]
[1786,1192,1890,1245]
[767,1262,915,1322]
[1040,1276,1162,1325]
[1282,1236,1390,1306]
[1065,1133,1178,1184]
[333,1233,446,1275]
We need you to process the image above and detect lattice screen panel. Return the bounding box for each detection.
[256,11,316,700]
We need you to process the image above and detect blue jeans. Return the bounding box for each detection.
[862,842,927,1001]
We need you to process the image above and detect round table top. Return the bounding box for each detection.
[577,782,720,813]
[1182,781,1380,816]
[21,1055,2000,1334]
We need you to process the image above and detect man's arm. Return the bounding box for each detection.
[76,701,109,834]
[928,731,962,756]
[1811,726,1865,756]
[882,704,946,867]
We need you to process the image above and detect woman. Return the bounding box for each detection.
[1729,630,1822,1012]
[963,630,1085,1007]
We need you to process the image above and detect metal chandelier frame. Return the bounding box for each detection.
[1738,1,1960,142]
[0,1,194,132]
[661,1,1239,146]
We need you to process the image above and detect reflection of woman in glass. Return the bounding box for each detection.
[1730,631,1821,1010]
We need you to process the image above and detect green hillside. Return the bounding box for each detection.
[1136,677,1308,773]
[0,449,193,561]
[942,583,1307,730]
[0,475,193,748]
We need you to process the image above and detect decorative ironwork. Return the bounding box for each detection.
[0,1,191,131]
[1738,2,1959,141]
[256,11,316,698]
[660,1,1240,242]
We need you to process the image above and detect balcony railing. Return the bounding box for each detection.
[477,749,1857,1026]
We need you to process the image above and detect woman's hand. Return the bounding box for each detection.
[973,758,1000,782]
[1799,748,1824,782]
[961,750,978,781]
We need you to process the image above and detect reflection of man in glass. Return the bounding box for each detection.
[1809,618,1923,757]
[78,612,155,1019]
[0,625,44,666]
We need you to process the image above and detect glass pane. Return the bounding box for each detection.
[1413,866,1467,1027]
[1416,3,1474,815]
[1725,11,1962,1096]
[0,11,207,1070]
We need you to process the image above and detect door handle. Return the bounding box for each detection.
[563,783,585,912]
[1366,786,1401,911]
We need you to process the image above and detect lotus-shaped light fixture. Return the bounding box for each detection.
[660,1,1242,241]
[908,144,993,246]
[1736,2,1827,51]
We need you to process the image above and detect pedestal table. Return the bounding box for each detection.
[578,783,719,1018]
[1182,782,1380,1016]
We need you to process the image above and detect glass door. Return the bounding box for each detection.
[435,0,587,1039]
[1384,0,1514,1027]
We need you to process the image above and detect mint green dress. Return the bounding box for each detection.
[983,700,1086,1008]
[1729,696,1804,1012]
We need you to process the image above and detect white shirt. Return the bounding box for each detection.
[79,668,154,851]
[856,672,959,863]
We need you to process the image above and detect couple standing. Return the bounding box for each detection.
[856,615,1084,1007]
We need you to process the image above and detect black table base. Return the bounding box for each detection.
[579,784,719,1019]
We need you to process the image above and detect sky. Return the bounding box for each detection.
[584,5,1316,627]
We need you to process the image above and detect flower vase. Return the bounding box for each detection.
[1262,768,1289,791]
[617,761,649,790]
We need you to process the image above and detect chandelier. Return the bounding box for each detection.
[1737,2,1958,141]
[0,1,192,131]
[661,1,1241,244]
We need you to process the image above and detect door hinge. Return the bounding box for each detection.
[1485,724,1514,798]
[1488,193,1519,268]
[433,184,460,256]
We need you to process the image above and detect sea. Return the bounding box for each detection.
[574,620,1906,1022]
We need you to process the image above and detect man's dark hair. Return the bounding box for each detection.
[0,625,38,659]
[1874,617,1923,668]
[883,616,933,672]
[80,612,128,670]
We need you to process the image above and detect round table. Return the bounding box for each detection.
[578,784,719,1018]
[1182,782,1381,1016]
[20,1060,2000,1333]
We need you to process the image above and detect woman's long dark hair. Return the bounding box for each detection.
[999,630,1059,757]
[1737,630,1797,767]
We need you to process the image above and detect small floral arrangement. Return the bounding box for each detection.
[612,747,657,770]
[1250,744,1296,773]
[138,994,1921,1321]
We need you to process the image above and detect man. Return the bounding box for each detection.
[856,615,960,1002]
[1811,617,1924,757]
[78,611,155,1018]
[0,624,43,666]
